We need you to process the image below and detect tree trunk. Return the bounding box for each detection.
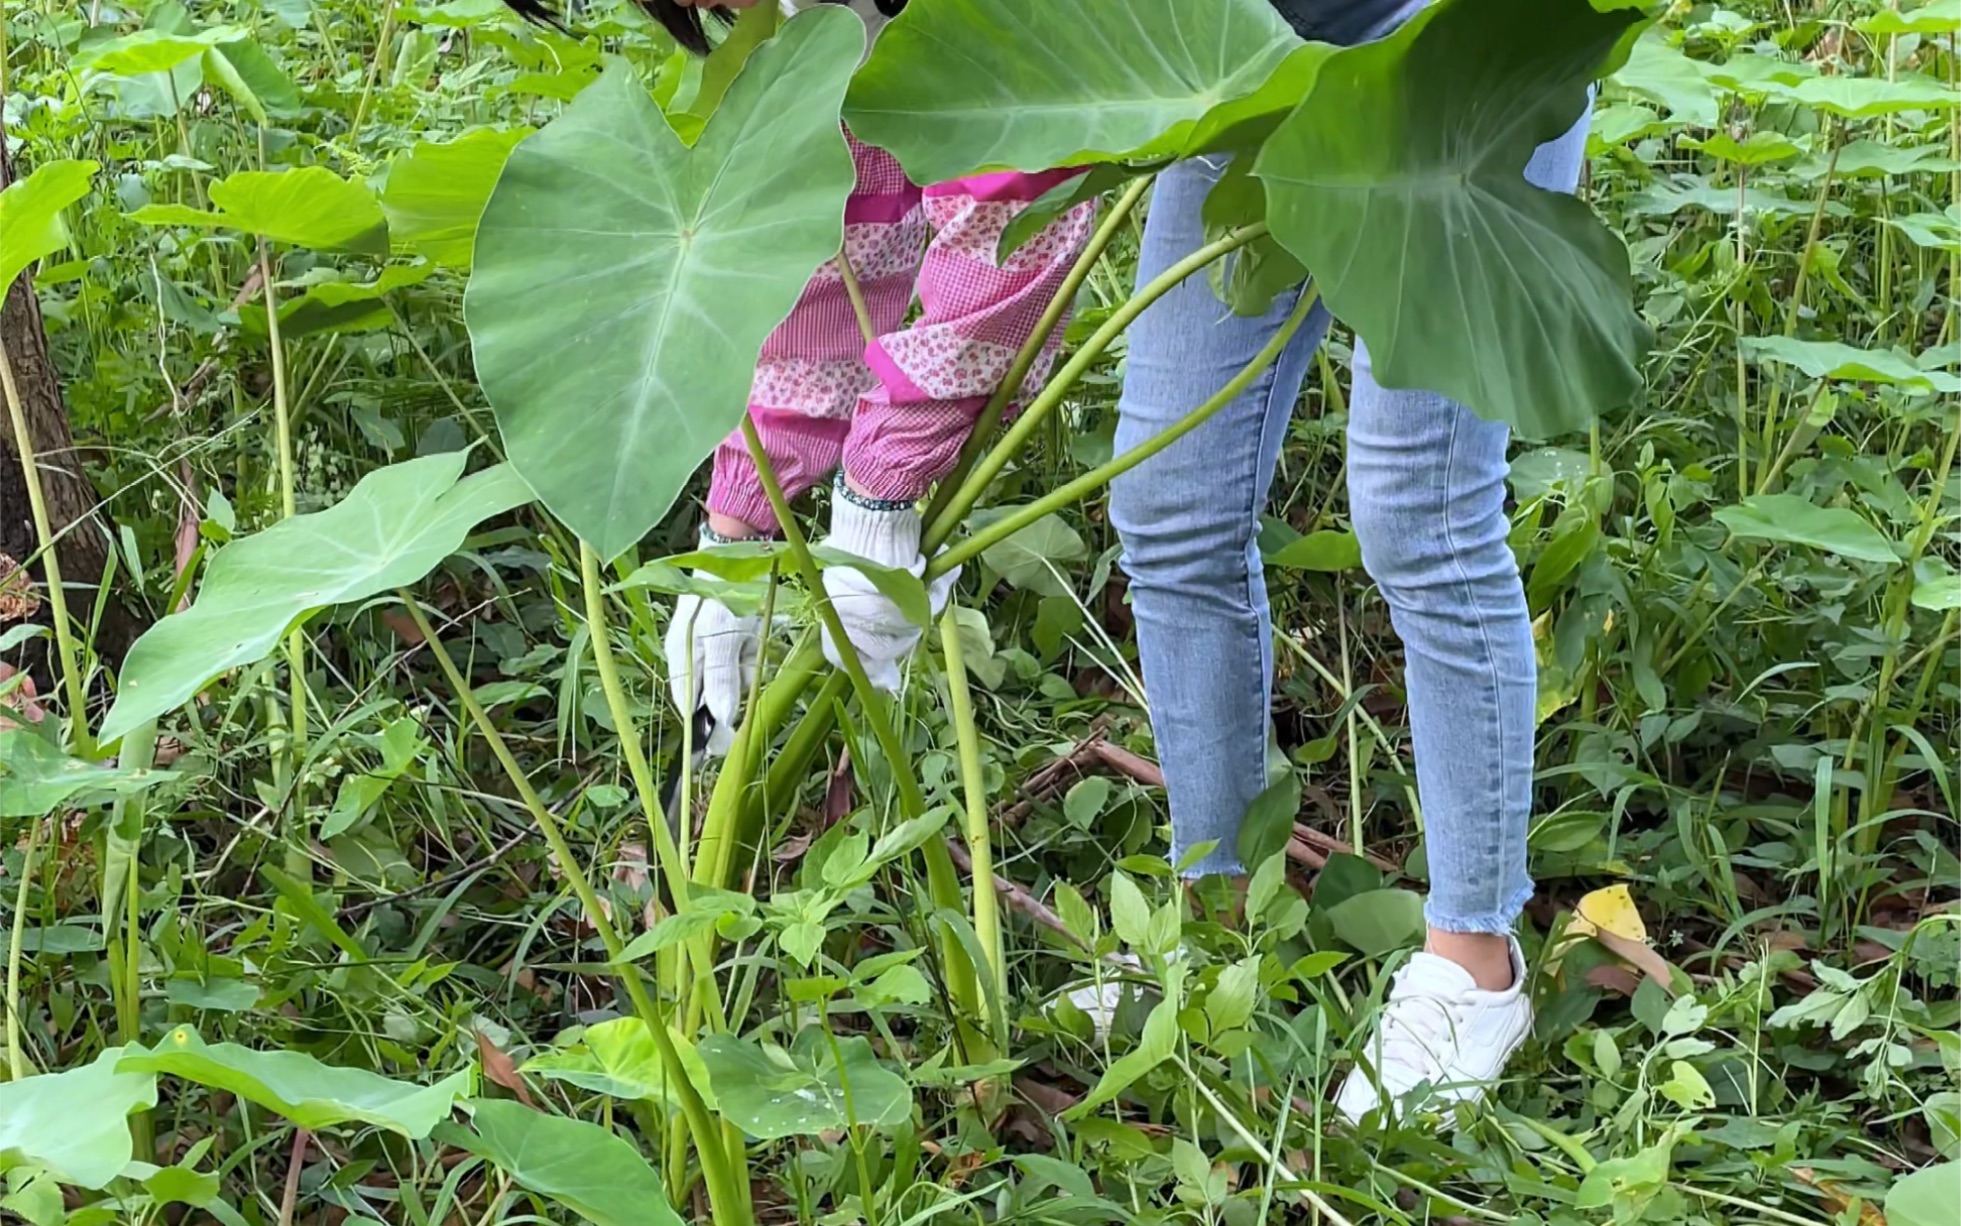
[1,135,141,688]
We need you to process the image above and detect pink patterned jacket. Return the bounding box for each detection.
[706,134,1096,532]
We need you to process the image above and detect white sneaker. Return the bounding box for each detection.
[1335,937,1532,1124]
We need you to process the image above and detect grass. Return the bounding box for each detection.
[0,0,1954,1223]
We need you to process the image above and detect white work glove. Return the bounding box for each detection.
[664,587,761,758]
[818,481,958,693]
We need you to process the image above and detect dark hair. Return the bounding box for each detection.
[501,0,731,54]
[502,0,907,57]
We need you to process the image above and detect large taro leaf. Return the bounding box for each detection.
[99,455,531,742]
[0,160,98,288]
[1256,0,1650,436]
[380,128,531,267]
[844,0,1329,185]
[128,166,389,255]
[466,8,861,561]
[0,1046,157,1190]
[698,1030,911,1140]
[120,1026,468,1137]
[442,1100,685,1226]
[0,728,177,818]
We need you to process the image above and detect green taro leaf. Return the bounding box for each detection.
[1611,29,1717,126]
[1713,494,1900,565]
[1324,887,1426,958]
[1756,73,1959,118]
[381,128,531,267]
[129,166,388,255]
[0,160,98,288]
[523,1016,714,1110]
[242,262,436,339]
[1886,1162,1961,1226]
[467,9,862,561]
[0,729,177,817]
[1740,336,1961,396]
[120,1026,467,1136]
[1264,529,1362,571]
[974,511,1087,598]
[100,456,532,742]
[443,1100,685,1226]
[1257,0,1649,436]
[845,0,1330,184]
[0,1046,158,1190]
[698,1030,911,1139]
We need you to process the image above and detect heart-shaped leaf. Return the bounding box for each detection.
[240,262,436,340]
[381,128,531,267]
[443,1100,685,1226]
[1256,0,1650,436]
[0,1046,158,1190]
[1741,336,1961,395]
[466,8,862,560]
[0,160,98,288]
[0,729,177,818]
[845,0,1329,184]
[1712,494,1900,565]
[100,456,532,742]
[129,166,389,255]
[522,1016,716,1112]
[120,1026,467,1136]
[697,1030,911,1139]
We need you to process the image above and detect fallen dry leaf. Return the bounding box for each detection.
[475,1029,535,1109]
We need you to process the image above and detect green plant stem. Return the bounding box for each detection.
[350,0,397,135]
[1757,133,1839,470]
[923,174,1153,534]
[260,243,309,877]
[923,220,1268,552]
[577,543,726,1031]
[396,592,745,1224]
[737,417,979,1015]
[0,340,90,753]
[938,603,1003,1027]
[5,816,40,1081]
[929,283,1319,580]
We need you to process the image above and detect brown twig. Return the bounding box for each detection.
[277,1128,310,1226]
[339,823,534,919]
[944,836,1088,952]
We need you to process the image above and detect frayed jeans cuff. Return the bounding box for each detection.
[1423,882,1533,936]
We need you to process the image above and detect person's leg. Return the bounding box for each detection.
[1108,157,1331,879]
[1349,103,1594,975]
[1333,103,1594,1122]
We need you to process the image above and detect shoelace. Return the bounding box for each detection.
[1370,967,1466,1087]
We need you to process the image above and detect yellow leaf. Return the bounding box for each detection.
[1569,884,1648,943]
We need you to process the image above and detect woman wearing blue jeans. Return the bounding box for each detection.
[1109,0,1592,1121]
[666,0,1593,1123]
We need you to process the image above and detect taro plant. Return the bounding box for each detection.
[61,0,1664,1218]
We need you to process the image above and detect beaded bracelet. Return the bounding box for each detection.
[698,522,776,546]
[833,471,917,514]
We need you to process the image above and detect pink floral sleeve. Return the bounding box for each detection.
[844,170,1096,503]
[706,137,1096,532]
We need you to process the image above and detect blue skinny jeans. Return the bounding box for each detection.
[1109,62,1591,935]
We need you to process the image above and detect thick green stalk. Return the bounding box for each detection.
[260,244,309,878]
[0,340,90,752]
[397,593,745,1223]
[923,175,1154,533]
[923,221,1268,552]
[5,816,40,1081]
[737,418,979,1016]
[578,544,725,1032]
[929,285,1320,580]
[938,604,1003,1026]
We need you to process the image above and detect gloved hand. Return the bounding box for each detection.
[817,479,958,692]
[664,587,761,758]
